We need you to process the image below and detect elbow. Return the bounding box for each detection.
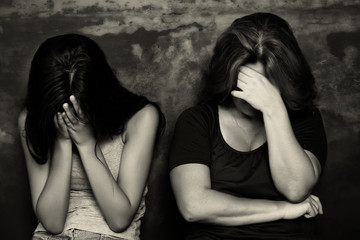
[178,200,206,223]
[282,187,311,203]
[48,227,64,235]
[41,221,65,235]
[285,192,308,203]
[181,208,199,223]
[107,215,133,233]
[109,224,129,234]
[276,179,314,203]
[35,199,67,234]
[37,213,65,235]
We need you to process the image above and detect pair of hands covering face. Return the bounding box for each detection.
[231,66,282,113]
[54,95,93,146]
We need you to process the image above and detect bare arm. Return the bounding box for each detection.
[18,110,72,234]
[170,163,322,226]
[232,66,321,202]
[263,101,321,202]
[62,97,159,232]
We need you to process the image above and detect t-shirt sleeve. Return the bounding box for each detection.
[291,108,327,168]
[168,106,212,171]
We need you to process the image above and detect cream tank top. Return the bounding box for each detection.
[35,134,147,239]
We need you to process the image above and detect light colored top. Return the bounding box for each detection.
[34,134,147,239]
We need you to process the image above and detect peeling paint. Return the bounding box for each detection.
[79,19,125,36]
[131,43,143,60]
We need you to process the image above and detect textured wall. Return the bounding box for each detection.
[0,0,359,239]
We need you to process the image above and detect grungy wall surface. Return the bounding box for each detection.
[1,0,359,239]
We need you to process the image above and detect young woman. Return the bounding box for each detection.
[18,34,163,240]
[169,13,327,239]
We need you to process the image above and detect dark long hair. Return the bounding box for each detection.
[25,33,164,164]
[200,12,317,110]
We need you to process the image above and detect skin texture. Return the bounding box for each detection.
[19,95,159,234]
[170,62,323,226]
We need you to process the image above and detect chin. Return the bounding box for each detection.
[235,99,262,118]
[244,104,261,118]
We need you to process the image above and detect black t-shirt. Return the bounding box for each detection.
[169,102,327,240]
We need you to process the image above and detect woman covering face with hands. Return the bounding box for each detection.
[59,96,93,147]
[19,34,163,240]
[169,13,327,239]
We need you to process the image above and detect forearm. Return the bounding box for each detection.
[179,187,290,226]
[77,142,134,232]
[263,102,318,201]
[36,139,72,233]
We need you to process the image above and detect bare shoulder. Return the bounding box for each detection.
[18,109,28,132]
[128,104,159,127]
[123,104,160,140]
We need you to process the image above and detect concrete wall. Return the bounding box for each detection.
[0,0,359,239]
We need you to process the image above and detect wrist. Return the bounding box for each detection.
[55,138,72,147]
[277,201,288,220]
[52,138,73,164]
[262,98,287,120]
[278,201,299,220]
[75,138,96,151]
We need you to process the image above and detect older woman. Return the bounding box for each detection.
[169,12,327,239]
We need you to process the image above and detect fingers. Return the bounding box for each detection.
[237,79,248,91]
[54,112,71,139]
[237,71,252,84]
[54,112,66,130]
[63,103,78,125]
[236,68,265,91]
[239,65,265,79]
[231,78,250,99]
[310,195,323,215]
[61,111,73,129]
[69,95,79,113]
[61,96,88,130]
[230,89,245,100]
[69,95,88,123]
[57,112,67,128]
[70,95,84,119]
[305,201,317,218]
[304,195,323,218]
[234,71,251,94]
[237,65,270,87]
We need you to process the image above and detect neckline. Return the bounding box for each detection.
[215,105,267,154]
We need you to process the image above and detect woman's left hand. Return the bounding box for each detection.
[61,95,94,147]
[231,66,282,113]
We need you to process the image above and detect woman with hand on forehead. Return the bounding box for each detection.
[169,13,327,239]
[18,34,163,240]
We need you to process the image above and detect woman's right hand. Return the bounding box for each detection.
[54,112,71,141]
[282,195,323,219]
